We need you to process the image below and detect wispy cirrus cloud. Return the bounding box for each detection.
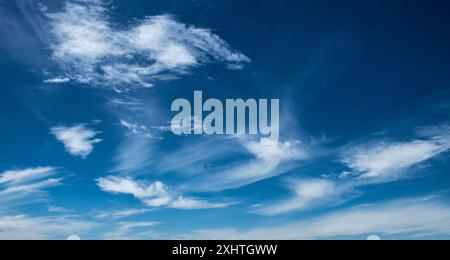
[119,119,153,138]
[110,136,309,192]
[0,166,56,185]
[47,205,74,214]
[96,176,234,210]
[0,167,62,207]
[342,138,450,181]
[111,136,154,174]
[185,139,309,192]
[103,221,160,240]
[253,126,450,216]
[43,77,70,84]
[252,179,339,216]
[92,208,152,220]
[337,126,450,189]
[181,197,450,240]
[43,0,250,90]
[0,214,96,240]
[51,124,102,158]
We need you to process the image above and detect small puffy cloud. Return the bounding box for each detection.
[43,1,250,90]
[96,176,233,210]
[51,124,102,158]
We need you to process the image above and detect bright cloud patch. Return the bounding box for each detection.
[251,128,450,216]
[51,124,102,158]
[43,77,70,84]
[96,176,233,210]
[44,0,250,90]
[342,138,450,181]
[120,120,152,138]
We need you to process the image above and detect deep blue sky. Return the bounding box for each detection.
[0,0,450,240]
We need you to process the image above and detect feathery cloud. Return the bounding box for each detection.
[43,0,250,90]
[92,208,151,220]
[0,167,55,185]
[188,139,309,192]
[182,197,450,240]
[96,176,234,210]
[43,77,70,84]
[0,167,62,207]
[342,135,450,182]
[103,221,160,240]
[0,214,96,240]
[253,126,450,216]
[252,179,338,216]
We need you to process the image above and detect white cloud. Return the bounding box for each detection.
[51,124,102,158]
[0,214,96,240]
[97,176,170,200]
[189,139,309,192]
[111,137,153,174]
[43,77,70,84]
[170,197,235,210]
[47,205,73,214]
[96,176,233,210]
[93,208,151,220]
[127,137,308,193]
[44,1,250,90]
[103,221,160,240]
[182,197,450,240]
[119,119,152,138]
[0,178,61,196]
[0,167,55,185]
[253,179,338,216]
[367,235,381,240]
[342,137,450,181]
[256,130,450,216]
[67,234,81,240]
[0,167,62,207]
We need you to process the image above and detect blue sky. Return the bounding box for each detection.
[0,0,450,240]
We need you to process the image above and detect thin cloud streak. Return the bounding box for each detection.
[182,197,450,240]
[96,176,235,210]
